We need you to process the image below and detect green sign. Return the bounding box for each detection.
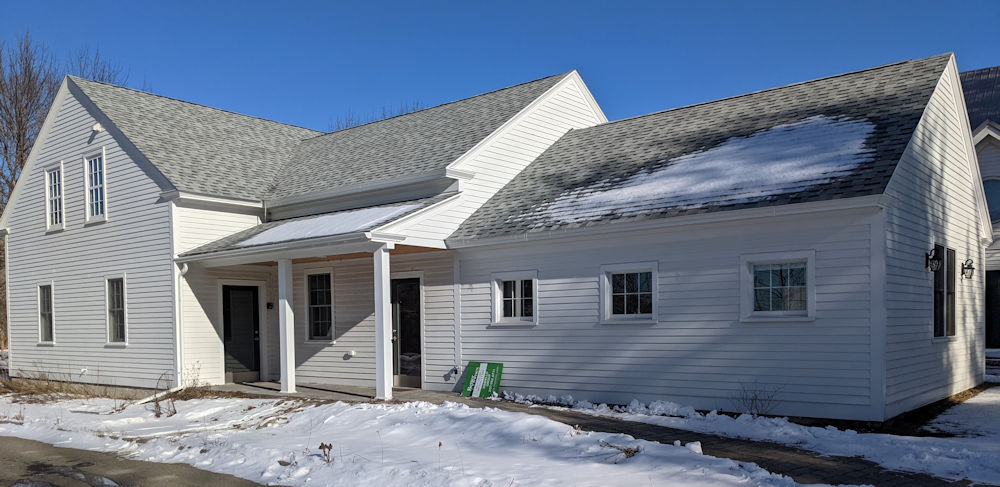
[461,361,503,398]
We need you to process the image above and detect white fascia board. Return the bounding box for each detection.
[370,192,463,234]
[972,122,1000,146]
[0,79,71,230]
[447,194,885,249]
[265,169,457,208]
[176,232,372,265]
[161,190,263,209]
[946,56,993,240]
[568,70,609,124]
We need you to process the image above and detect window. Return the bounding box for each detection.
[45,166,63,229]
[86,152,106,220]
[492,271,538,324]
[600,263,658,323]
[740,251,815,321]
[752,262,807,312]
[38,284,53,343]
[984,179,1000,221]
[307,272,333,340]
[933,244,957,338]
[107,277,126,343]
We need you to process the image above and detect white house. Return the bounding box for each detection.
[0,53,988,421]
[961,65,1000,349]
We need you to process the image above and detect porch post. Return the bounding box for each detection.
[374,244,392,400]
[278,258,296,393]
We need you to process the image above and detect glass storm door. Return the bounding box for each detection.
[223,285,260,383]
[391,278,421,387]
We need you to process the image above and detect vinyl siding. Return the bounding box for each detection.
[456,211,879,420]
[978,140,1000,270]
[379,76,604,242]
[6,90,175,388]
[173,203,263,385]
[882,60,986,418]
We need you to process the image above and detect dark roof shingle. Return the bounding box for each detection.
[450,54,951,241]
[961,65,1000,129]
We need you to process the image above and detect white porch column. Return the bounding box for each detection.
[278,258,296,393]
[373,245,392,400]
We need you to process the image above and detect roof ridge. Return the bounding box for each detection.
[584,53,952,130]
[67,75,324,135]
[303,71,574,141]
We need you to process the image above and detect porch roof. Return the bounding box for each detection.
[179,193,455,262]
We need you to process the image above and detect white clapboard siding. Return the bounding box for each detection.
[379,75,605,241]
[6,89,176,388]
[289,251,457,391]
[457,211,880,420]
[882,59,986,418]
[976,138,1000,180]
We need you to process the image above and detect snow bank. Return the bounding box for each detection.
[515,390,1000,484]
[0,396,833,487]
[540,115,876,224]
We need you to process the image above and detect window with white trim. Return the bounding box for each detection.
[600,262,658,323]
[107,277,126,343]
[932,244,957,338]
[307,272,333,340]
[38,284,53,343]
[86,153,106,219]
[45,166,63,229]
[491,271,538,324]
[740,251,815,321]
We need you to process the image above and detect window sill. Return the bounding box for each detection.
[36,342,55,347]
[104,342,127,348]
[601,318,657,325]
[490,321,537,328]
[84,218,108,227]
[306,339,336,345]
[932,336,958,343]
[44,227,64,234]
[740,315,815,323]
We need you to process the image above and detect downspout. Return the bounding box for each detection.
[175,262,189,386]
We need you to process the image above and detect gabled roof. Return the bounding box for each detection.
[961,65,1000,130]
[69,72,570,203]
[69,77,322,201]
[267,73,570,200]
[451,54,951,241]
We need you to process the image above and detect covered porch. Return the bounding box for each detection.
[176,236,461,400]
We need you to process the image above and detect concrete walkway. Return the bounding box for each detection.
[0,435,262,487]
[216,381,980,487]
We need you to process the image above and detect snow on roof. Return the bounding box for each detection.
[540,115,876,224]
[236,204,422,247]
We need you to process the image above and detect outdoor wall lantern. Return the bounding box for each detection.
[926,248,943,272]
[962,259,975,279]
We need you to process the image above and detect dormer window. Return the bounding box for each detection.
[85,149,106,221]
[45,164,63,230]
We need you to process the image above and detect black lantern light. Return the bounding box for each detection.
[925,248,943,272]
[962,259,975,279]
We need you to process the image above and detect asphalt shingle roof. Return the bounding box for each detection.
[70,72,569,202]
[450,54,951,241]
[69,77,322,201]
[961,65,1000,130]
[268,73,569,200]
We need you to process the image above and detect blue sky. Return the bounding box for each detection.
[2,1,997,131]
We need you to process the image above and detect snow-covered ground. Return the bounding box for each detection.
[0,395,838,487]
[508,388,1000,485]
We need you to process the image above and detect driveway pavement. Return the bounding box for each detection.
[0,435,262,487]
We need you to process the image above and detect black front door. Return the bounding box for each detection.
[223,285,260,383]
[987,271,1000,348]
[391,278,421,387]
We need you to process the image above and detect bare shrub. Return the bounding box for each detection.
[733,381,784,416]
[599,440,640,463]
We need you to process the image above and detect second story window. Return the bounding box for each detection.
[45,166,63,229]
[86,153,106,219]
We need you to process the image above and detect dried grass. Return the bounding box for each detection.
[0,372,137,402]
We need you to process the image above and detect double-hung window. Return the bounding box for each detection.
[933,244,957,338]
[492,271,538,324]
[85,151,106,221]
[740,251,815,321]
[600,263,658,323]
[38,284,54,343]
[107,277,126,343]
[307,272,334,340]
[45,165,63,230]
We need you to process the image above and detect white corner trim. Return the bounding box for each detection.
[598,262,659,324]
[738,250,816,323]
[490,270,539,326]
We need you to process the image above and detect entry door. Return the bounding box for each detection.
[391,278,421,387]
[987,271,1000,348]
[223,285,260,383]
